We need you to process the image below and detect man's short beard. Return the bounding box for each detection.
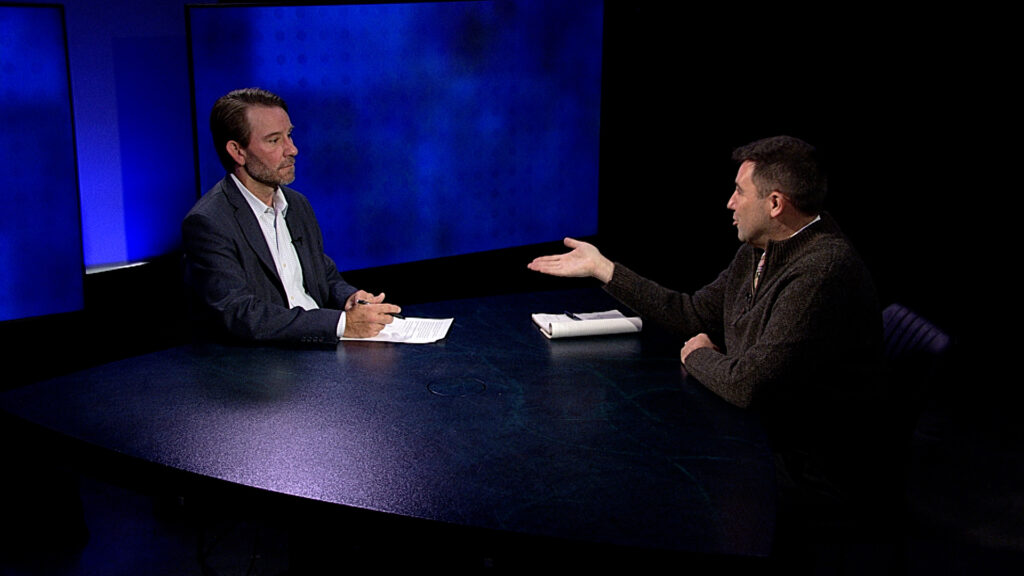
[243,155,295,188]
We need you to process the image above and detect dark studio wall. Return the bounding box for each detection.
[594,5,1010,432]
[617,5,1007,329]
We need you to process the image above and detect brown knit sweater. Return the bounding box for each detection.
[604,213,886,491]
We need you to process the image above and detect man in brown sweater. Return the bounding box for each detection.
[529,135,889,571]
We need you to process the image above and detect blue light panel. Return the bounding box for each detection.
[1,4,84,322]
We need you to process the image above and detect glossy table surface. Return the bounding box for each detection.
[1,288,775,557]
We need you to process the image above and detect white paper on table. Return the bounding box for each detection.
[340,316,453,344]
[531,309,642,339]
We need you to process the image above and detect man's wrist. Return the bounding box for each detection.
[595,259,615,284]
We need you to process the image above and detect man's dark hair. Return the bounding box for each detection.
[210,87,289,172]
[732,135,827,215]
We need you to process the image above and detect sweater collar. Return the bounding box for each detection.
[763,212,835,261]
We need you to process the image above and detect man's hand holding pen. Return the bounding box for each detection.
[344,291,403,338]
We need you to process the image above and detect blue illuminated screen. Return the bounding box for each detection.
[187,0,603,271]
[0,4,84,322]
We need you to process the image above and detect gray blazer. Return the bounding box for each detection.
[182,176,357,344]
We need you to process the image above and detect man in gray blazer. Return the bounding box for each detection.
[183,88,400,344]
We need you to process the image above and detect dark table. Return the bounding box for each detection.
[1,288,775,566]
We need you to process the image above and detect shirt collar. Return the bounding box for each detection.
[790,214,821,238]
[231,173,288,217]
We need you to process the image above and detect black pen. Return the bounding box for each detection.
[564,311,582,321]
[357,299,405,319]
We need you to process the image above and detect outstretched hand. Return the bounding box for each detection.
[343,291,402,338]
[527,237,615,284]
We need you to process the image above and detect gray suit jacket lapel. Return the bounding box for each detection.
[222,178,282,285]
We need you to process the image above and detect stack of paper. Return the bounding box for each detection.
[531,310,642,339]
[341,316,453,344]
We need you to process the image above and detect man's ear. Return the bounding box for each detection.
[226,140,246,166]
[767,191,787,218]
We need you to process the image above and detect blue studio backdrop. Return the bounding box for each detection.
[188,0,604,272]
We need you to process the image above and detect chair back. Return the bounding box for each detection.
[883,303,952,362]
[882,303,953,437]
